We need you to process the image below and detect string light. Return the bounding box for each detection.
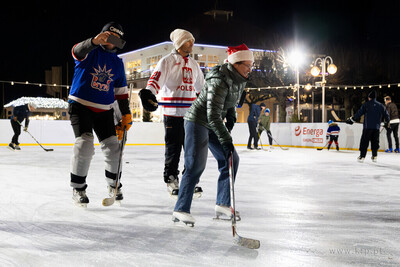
[0,80,70,88]
[245,82,400,91]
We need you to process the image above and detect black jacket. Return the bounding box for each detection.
[353,99,390,130]
[385,102,399,122]
[11,104,31,127]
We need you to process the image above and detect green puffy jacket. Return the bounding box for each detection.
[258,113,271,131]
[184,63,248,145]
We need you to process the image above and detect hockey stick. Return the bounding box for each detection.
[17,120,53,151]
[257,130,264,150]
[158,102,192,107]
[267,132,288,150]
[317,141,329,151]
[103,90,132,206]
[229,153,260,249]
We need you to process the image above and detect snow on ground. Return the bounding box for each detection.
[0,145,399,266]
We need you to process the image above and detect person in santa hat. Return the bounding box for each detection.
[139,29,205,199]
[172,43,254,225]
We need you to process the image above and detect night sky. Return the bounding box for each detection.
[1,0,400,103]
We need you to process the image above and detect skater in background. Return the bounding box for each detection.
[383,96,399,153]
[68,22,132,206]
[247,102,265,150]
[326,120,340,151]
[172,44,254,225]
[9,102,37,150]
[346,90,389,162]
[139,29,205,198]
[258,107,273,149]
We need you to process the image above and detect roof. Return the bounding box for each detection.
[4,97,68,109]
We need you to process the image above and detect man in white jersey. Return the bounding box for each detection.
[139,29,205,198]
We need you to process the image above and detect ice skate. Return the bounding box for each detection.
[14,144,21,150]
[8,143,15,151]
[193,186,203,199]
[166,175,179,200]
[371,156,377,163]
[357,156,365,163]
[213,205,241,221]
[72,188,89,208]
[172,211,195,227]
[385,148,393,153]
[108,186,123,204]
[395,148,400,153]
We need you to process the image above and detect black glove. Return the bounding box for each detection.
[326,136,329,140]
[225,120,235,133]
[237,91,246,108]
[139,89,158,112]
[345,117,354,125]
[221,142,235,160]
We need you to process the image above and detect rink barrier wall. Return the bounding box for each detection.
[0,119,391,151]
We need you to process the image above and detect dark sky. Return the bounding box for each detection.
[1,0,400,101]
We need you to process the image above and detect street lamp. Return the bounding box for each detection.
[311,56,337,122]
[288,50,305,120]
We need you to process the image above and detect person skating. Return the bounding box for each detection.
[326,120,340,151]
[172,44,254,225]
[9,103,37,150]
[346,90,389,162]
[383,96,399,153]
[258,107,273,149]
[68,22,132,207]
[139,29,205,199]
[247,102,264,150]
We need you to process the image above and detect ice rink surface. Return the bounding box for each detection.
[0,145,399,266]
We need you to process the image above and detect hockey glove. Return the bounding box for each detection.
[116,114,133,140]
[326,136,329,140]
[221,141,235,160]
[345,117,354,125]
[139,89,158,112]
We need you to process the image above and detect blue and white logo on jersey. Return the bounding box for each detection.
[91,64,114,92]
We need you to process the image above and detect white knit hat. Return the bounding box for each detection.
[170,29,195,50]
[226,44,254,64]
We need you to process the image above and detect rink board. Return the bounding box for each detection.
[0,119,391,150]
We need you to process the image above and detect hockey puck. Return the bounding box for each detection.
[125,161,129,164]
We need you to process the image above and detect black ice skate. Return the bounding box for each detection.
[8,143,15,151]
[193,186,203,199]
[72,188,89,208]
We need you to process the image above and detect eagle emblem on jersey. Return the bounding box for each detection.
[91,65,114,92]
[182,67,193,84]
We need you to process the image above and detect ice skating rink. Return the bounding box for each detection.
[0,145,399,266]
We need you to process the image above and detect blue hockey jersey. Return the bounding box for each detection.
[69,46,128,112]
[327,123,340,136]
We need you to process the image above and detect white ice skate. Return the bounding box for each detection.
[166,175,179,200]
[172,211,195,227]
[213,205,241,221]
[108,186,123,204]
[371,156,377,163]
[72,188,89,208]
[357,156,365,163]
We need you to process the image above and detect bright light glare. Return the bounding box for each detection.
[288,50,305,67]
[327,64,337,75]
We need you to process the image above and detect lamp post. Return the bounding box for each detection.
[311,56,337,122]
[289,50,305,120]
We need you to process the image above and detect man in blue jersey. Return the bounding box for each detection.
[9,103,37,150]
[68,22,132,207]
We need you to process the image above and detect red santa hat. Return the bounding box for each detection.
[226,44,254,64]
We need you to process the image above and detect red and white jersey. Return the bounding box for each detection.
[146,50,205,117]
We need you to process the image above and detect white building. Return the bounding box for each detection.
[118,41,272,122]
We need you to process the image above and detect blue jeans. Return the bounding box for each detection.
[174,120,239,213]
